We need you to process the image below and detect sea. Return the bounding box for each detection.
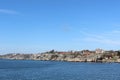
[0,59,120,80]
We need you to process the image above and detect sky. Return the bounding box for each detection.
[0,0,120,54]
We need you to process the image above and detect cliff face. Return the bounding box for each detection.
[35,53,101,62]
[0,54,34,60]
[1,50,120,62]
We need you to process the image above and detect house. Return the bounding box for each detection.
[95,48,104,53]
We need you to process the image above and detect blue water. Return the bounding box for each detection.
[0,59,120,80]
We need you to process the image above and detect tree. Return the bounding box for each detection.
[49,49,55,53]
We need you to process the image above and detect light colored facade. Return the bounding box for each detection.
[95,48,104,53]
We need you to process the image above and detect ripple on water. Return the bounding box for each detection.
[0,60,120,80]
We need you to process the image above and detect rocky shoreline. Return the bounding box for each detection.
[1,49,120,63]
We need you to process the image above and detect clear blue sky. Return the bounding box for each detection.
[0,0,120,54]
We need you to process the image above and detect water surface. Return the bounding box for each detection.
[0,59,120,80]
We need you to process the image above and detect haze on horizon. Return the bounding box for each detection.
[0,0,120,54]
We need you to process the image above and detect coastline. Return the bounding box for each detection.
[1,49,120,63]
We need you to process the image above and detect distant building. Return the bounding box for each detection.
[95,48,104,53]
[82,50,91,55]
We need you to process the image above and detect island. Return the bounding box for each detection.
[1,49,120,63]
